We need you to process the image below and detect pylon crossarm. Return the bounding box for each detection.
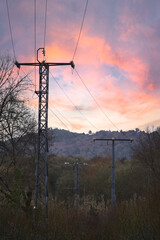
[15,61,75,68]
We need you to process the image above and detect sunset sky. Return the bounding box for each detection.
[0,0,160,133]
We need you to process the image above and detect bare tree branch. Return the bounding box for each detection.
[0,54,37,202]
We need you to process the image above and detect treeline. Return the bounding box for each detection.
[47,155,148,206]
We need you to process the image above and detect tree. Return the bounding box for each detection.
[0,54,37,203]
[132,128,160,182]
[0,54,29,118]
[0,98,36,163]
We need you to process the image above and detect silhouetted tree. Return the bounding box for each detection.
[0,54,37,202]
[132,128,160,182]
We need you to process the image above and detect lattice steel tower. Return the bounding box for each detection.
[15,48,74,218]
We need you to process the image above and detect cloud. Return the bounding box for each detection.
[1,0,160,132]
[49,98,73,111]
[94,72,160,121]
[70,122,87,131]
[137,118,160,130]
[101,44,150,88]
[72,104,95,112]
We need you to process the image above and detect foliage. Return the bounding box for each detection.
[1,150,160,239]
[0,54,36,204]
[0,54,30,118]
[47,154,153,207]
[132,128,160,181]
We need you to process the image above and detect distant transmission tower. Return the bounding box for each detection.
[93,138,133,206]
[65,158,88,207]
[15,48,74,219]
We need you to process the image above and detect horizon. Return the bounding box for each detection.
[50,126,154,135]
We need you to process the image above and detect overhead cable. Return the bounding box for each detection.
[50,70,99,131]
[49,107,91,142]
[51,104,89,133]
[51,104,74,129]
[74,68,120,131]
[49,107,71,131]
[43,0,48,50]
[6,0,16,60]
[72,0,89,61]
[34,0,37,90]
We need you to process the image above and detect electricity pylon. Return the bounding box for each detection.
[93,138,133,206]
[65,159,88,207]
[15,48,74,218]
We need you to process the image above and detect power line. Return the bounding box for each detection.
[34,0,37,90]
[6,0,118,133]
[43,0,48,50]
[49,105,94,145]
[70,0,119,131]
[50,104,90,133]
[50,105,74,129]
[49,107,71,131]
[49,108,94,157]
[6,0,16,60]
[74,68,120,131]
[50,70,99,131]
[20,68,35,82]
[72,0,89,61]
[49,106,85,140]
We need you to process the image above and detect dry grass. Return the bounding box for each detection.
[1,190,160,240]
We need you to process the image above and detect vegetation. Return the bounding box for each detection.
[0,54,36,206]
[1,151,160,240]
[0,55,160,239]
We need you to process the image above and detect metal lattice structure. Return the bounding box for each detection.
[35,62,49,217]
[15,48,74,219]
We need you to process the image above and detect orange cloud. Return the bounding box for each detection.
[70,122,87,131]
[95,72,160,120]
[45,45,71,62]
[138,118,160,130]
[101,45,149,88]
[49,97,73,111]
[45,29,105,67]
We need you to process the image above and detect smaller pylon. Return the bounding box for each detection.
[93,138,133,206]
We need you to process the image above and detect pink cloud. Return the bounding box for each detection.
[70,122,87,131]
[45,30,105,68]
[49,98,73,111]
[101,45,149,88]
[3,0,160,132]
[95,73,160,121]
[138,118,160,130]
[147,83,155,91]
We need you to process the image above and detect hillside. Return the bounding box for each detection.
[48,128,143,159]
